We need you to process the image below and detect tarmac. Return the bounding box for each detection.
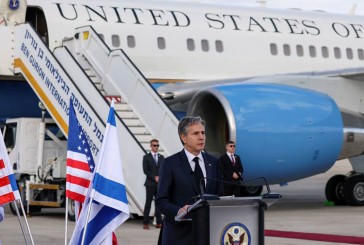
[1,159,364,245]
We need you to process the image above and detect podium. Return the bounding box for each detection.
[175,194,280,245]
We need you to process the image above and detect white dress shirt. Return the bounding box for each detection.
[184,149,206,186]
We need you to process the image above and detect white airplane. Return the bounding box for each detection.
[2,0,364,207]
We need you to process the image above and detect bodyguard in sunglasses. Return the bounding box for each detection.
[143,139,164,230]
[219,141,244,197]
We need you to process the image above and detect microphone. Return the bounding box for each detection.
[203,176,273,195]
[199,177,235,199]
[203,176,240,188]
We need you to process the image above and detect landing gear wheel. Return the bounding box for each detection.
[325,174,346,205]
[240,185,263,197]
[343,175,364,206]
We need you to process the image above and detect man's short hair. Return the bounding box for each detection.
[226,140,235,145]
[150,139,159,144]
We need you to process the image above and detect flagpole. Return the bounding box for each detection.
[13,200,30,244]
[19,200,35,245]
[13,200,34,245]
[65,197,69,245]
[80,195,94,245]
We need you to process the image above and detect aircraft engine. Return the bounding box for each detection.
[187,83,346,185]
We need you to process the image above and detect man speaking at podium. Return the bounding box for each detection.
[156,116,222,245]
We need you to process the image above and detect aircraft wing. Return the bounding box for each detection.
[158,66,364,108]
[293,66,364,81]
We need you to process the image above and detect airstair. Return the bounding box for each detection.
[9,23,181,215]
[59,25,180,155]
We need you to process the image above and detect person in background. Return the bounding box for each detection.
[142,139,164,230]
[156,116,222,245]
[219,140,243,196]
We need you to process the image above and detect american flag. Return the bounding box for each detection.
[66,102,95,203]
[0,130,20,205]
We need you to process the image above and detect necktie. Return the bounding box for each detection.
[231,154,235,166]
[154,154,158,165]
[193,157,205,193]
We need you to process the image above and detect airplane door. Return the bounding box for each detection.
[26,7,48,45]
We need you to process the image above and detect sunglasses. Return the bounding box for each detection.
[229,145,235,147]
[152,144,159,147]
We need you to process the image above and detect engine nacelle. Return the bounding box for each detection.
[187,83,344,184]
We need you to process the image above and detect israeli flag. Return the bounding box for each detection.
[69,100,129,245]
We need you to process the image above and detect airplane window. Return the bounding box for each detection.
[157,37,166,50]
[358,49,364,60]
[187,39,195,51]
[334,47,341,59]
[309,46,316,57]
[112,35,120,47]
[296,45,304,57]
[215,40,223,52]
[283,44,291,56]
[127,36,136,48]
[346,48,353,60]
[321,46,329,58]
[201,39,209,52]
[270,43,278,55]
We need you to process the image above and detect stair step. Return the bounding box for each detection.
[128,126,150,134]
[141,142,150,151]
[119,111,137,119]
[123,118,143,126]
[89,75,99,82]
[135,134,153,143]
[94,82,103,90]
[115,103,132,111]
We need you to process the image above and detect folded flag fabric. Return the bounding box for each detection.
[0,130,20,205]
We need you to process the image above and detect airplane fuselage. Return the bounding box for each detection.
[26,0,364,81]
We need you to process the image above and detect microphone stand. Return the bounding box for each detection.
[240,176,281,199]
[201,176,281,199]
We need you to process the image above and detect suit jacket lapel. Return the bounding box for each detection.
[178,150,200,193]
[202,152,213,193]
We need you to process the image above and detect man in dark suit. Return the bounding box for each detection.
[219,140,243,196]
[156,116,222,245]
[143,139,164,230]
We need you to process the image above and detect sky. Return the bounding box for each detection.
[169,0,363,15]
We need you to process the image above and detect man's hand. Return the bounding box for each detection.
[155,176,159,183]
[177,205,190,215]
[232,172,239,179]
